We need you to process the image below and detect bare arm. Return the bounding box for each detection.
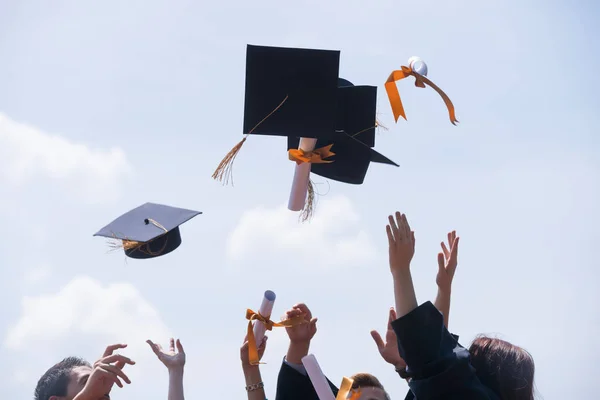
[147,338,186,400]
[387,212,418,318]
[241,336,268,400]
[168,369,185,400]
[434,231,460,328]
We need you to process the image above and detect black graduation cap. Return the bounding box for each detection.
[94,203,201,259]
[242,44,340,139]
[212,44,341,184]
[287,78,398,185]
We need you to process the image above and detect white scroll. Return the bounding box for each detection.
[252,290,276,346]
[288,137,318,211]
[302,354,336,400]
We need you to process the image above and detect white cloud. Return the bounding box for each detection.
[0,113,133,203]
[227,195,376,268]
[4,276,171,386]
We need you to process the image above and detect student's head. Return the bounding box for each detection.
[469,336,535,400]
[34,357,97,400]
[349,373,391,400]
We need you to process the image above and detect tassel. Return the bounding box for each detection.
[211,136,247,186]
[376,118,389,131]
[300,179,316,222]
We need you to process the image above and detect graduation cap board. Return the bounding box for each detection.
[94,203,201,259]
[385,56,459,125]
[287,79,398,187]
[212,44,398,221]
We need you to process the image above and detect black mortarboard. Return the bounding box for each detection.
[243,44,340,139]
[287,78,398,185]
[94,203,201,259]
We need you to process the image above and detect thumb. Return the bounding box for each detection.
[370,330,385,350]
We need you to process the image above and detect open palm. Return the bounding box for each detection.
[370,308,406,370]
[147,338,186,370]
[436,230,460,291]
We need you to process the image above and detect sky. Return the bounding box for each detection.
[0,0,598,399]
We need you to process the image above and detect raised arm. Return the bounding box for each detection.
[434,231,460,328]
[147,338,186,400]
[387,212,417,318]
[241,335,268,400]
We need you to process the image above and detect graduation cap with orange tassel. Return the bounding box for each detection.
[212,45,398,221]
[385,56,459,125]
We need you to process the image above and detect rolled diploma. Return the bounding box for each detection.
[288,137,318,211]
[302,354,336,400]
[253,290,276,347]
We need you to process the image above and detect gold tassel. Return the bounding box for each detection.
[300,179,315,222]
[211,136,247,186]
[212,95,289,186]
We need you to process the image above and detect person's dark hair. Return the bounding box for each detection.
[34,357,91,400]
[469,336,535,400]
[349,373,390,399]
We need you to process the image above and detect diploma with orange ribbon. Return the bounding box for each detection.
[245,301,307,366]
[302,354,362,400]
[212,44,398,221]
[385,56,458,125]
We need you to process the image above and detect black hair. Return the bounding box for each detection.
[34,357,90,400]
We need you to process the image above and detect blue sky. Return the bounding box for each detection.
[0,0,598,398]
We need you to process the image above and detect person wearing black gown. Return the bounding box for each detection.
[385,211,535,400]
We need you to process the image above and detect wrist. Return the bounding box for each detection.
[168,366,184,377]
[243,364,262,384]
[391,268,411,280]
[286,340,310,364]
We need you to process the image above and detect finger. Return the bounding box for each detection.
[437,252,445,274]
[370,330,385,350]
[309,317,318,335]
[449,237,460,271]
[293,303,312,319]
[156,343,163,352]
[176,339,184,354]
[388,214,399,239]
[387,308,395,329]
[96,365,125,388]
[98,363,131,384]
[411,231,416,250]
[441,241,450,259]
[390,307,397,321]
[103,344,127,357]
[386,225,394,247]
[101,354,135,365]
[115,360,125,370]
[146,340,161,356]
[258,336,268,351]
[451,230,456,245]
[169,338,175,353]
[402,214,411,238]
[396,212,406,238]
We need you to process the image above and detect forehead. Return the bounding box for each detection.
[357,386,387,400]
[70,365,93,382]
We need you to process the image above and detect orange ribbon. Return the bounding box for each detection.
[288,144,335,165]
[246,309,307,365]
[337,377,362,400]
[385,65,458,125]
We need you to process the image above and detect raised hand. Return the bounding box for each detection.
[370,308,406,370]
[436,231,460,292]
[284,303,317,344]
[241,335,268,368]
[387,212,415,276]
[147,338,186,371]
[76,353,135,400]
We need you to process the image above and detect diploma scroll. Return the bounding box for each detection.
[288,137,318,211]
[252,290,276,347]
[302,354,337,400]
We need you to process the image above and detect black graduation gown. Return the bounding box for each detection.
[274,359,415,400]
[275,360,339,400]
[391,301,500,399]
